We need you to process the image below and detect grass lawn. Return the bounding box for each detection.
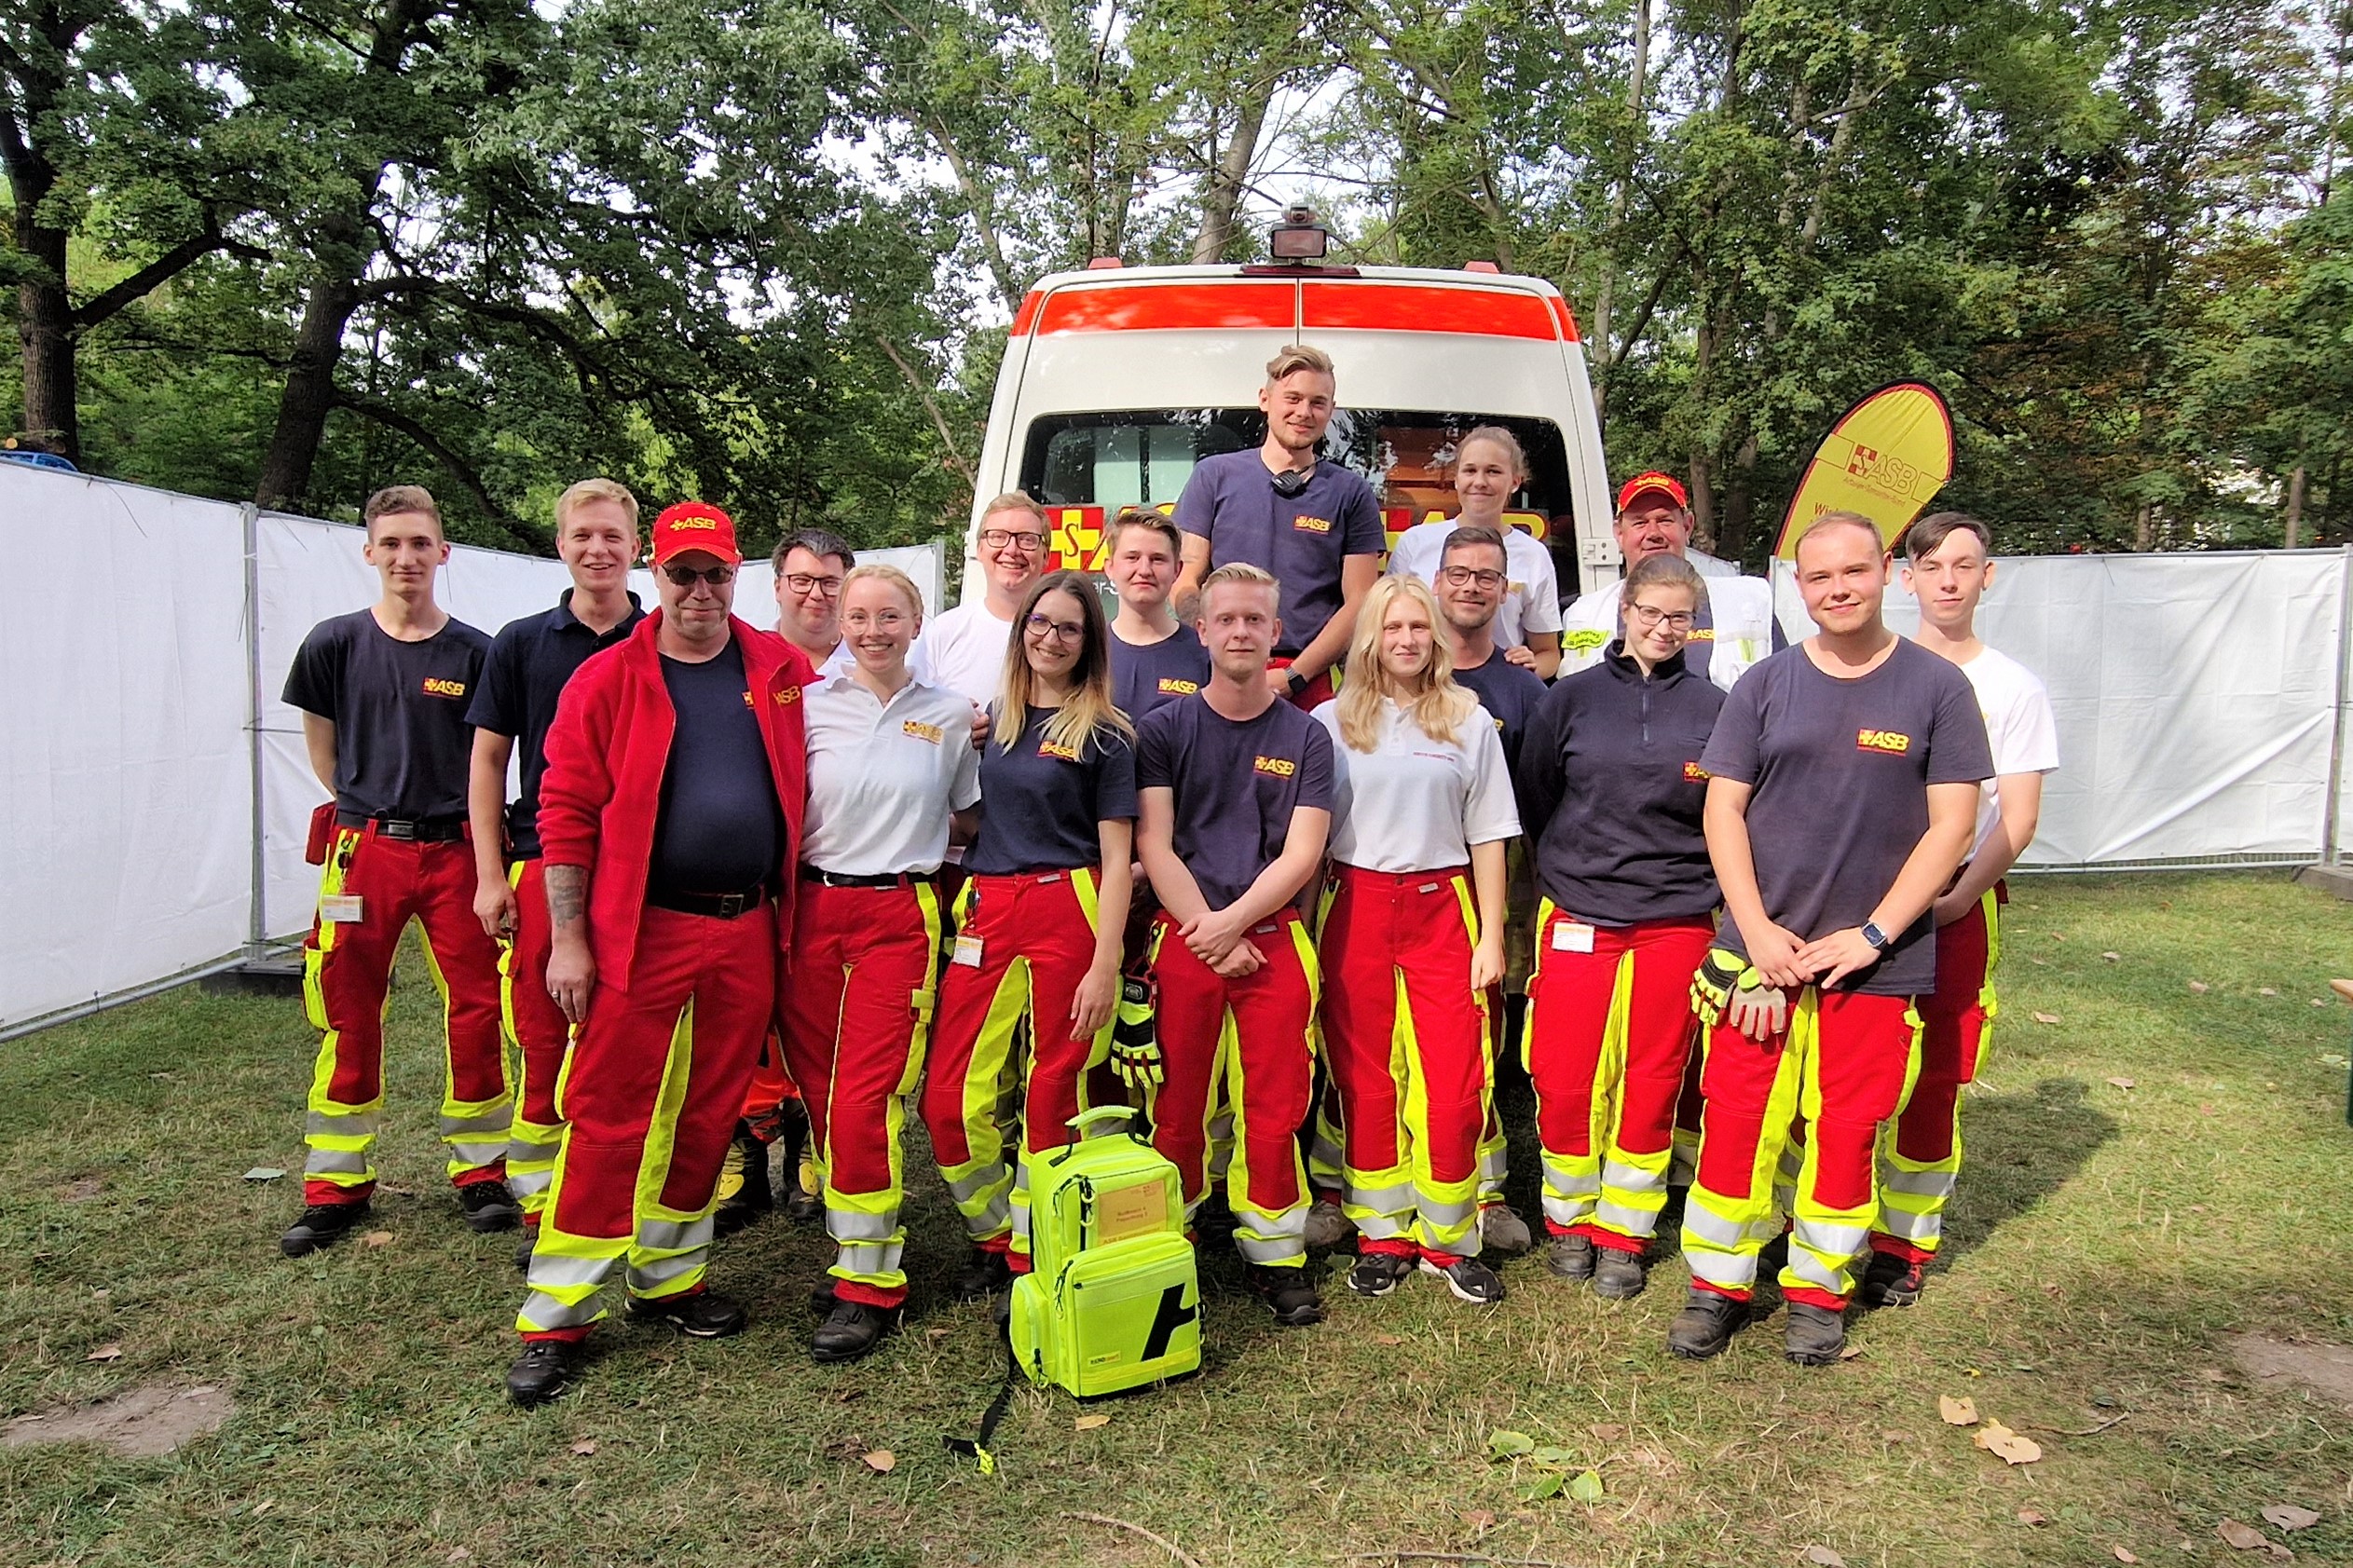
[4,872,2351,1567]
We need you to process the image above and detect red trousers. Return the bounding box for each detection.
[517,904,773,1339]
[301,825,507,1207]
[1524,908,1712,1252]
[778,881,942,1308]
[923,870,1115,1267]
[1872,892,1999,1261]
[1149,910,1319,1268]
[501,857,568,1220]
[1683,989,1920,1309]
[1318,866,1488,1261]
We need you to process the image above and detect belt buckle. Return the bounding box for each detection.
[379,819,417,840]
[717,892,747,918]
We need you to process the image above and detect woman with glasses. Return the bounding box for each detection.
[923,571,1138,1290]
[1512,552,1725,1300]
[1387,426,1564,679]
[785,565,982,1366]
[1313,574,1520,1304]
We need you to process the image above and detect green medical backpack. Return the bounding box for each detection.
[1008,1105,1201,1398]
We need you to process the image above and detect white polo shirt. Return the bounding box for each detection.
[1313,696,1521,873]
[1387,520,1564,652]
[909,600,1015,711]
[800,673,983,876]
[1955,644,2059,860]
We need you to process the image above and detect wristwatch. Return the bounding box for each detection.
[1860,920,1889,950]
[1285,667,1309,694]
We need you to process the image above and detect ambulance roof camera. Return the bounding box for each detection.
[1268,204,1329,263]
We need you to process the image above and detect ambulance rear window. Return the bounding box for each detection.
[1021,409,1585,591]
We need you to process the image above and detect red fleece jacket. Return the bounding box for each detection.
[538,612,814,993]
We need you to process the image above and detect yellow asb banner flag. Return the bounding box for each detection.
[1773,382,1955,559]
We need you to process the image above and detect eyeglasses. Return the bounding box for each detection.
[841,609,907,632]
[1627,603,1695,631]
[783,573,842,597]
[661,563,736,588]
[1439,565,1506,590]
[1025,612,1087,644]
[981,528,1047,553]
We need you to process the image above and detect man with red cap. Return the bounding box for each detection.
[1557,472,1784,692]
[504,500,814,1407]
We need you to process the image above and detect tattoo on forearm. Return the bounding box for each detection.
[546,866,586,928]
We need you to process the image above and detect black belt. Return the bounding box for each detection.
[338,811,467,843]
[647,883,773,920]
[798,866,932,890]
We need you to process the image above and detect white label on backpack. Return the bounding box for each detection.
[1094,1180,1168,1243]
[1553,921,1595,954]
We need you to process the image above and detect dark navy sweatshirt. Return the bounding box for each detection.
[1514,640,1726,926]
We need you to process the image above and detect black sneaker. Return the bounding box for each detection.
[1421,1254,1506,1304]
[625,1288,747,1339]
[513,1220,540,1274]
[1785,1301,1846,1365]
[1859,1249,1924,1308]
[1248,1264,1324,1326]
[279,1200,370,1258]
[1593,1246,1648,1300]
[1346,1251,1414,1298]
[1545,1232,1595,1280]
[712,1126,773,1238]
[505,1340,583,1407]
[811,1299,898,1364]
[1666,1287,1744,1360]
[952,1248,1012,1301]
[458,1180,521,1234]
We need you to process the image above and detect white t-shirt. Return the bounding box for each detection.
[800,674,983,875]
[1313,695,1521,873]
[1953,644,2059,861]
[909,600,1015,711]
[1386,520,1564,651]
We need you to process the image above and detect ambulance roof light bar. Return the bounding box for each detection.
[1267,204,1329,262]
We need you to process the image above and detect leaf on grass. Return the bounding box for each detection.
[1487,1429,1535,1459]
[1974,1422,2042,1464]
[2032,1011,2062,1025]
[2018,1510,2048,1527]
[2259,987,2278,997]
[1589,1423,1627,1441]
[1531,1446,1578,1469]
[1802,1547,1848,1567]
[1522,1472,1564,1502]
[924,1326,951,1342]
[2261,1506,2320,1533]
[2218,1520,2271,1551]
[568,1439,597,1456]
[861,1450,896,1474]
[1939,1396,1979,1425]
[1074,1413,1110,1432]
[2114,1548,2139,1563]
[1459,1509,1497,1533]
[2102,950,2122,961]
[1567,1469,1605,1504]
[1372,1333,1404,1346]
[2106,1076,2136,1089]
[447,1549,471,1563]
[363,1231,393,1248]
[241,1166,286,1181]
[85,1343,122,1363]
[2188,980,2210,993]
[1840,1343,1867,1360]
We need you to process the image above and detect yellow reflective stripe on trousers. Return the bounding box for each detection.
[1228,921,1317,1266]
[1681,989,1810,1296]
[1403,878,1486,1256]
[302,830,379,1190]
[417,924,514,1177]
[622,1001,708,1304]
[828,884,940,1291]
[1783,1002,1923,1300]
[940,884,1021,1247]
[1340,969,1416,1242]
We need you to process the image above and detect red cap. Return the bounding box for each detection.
[650,501,741,566]
[1615,471,1689,514]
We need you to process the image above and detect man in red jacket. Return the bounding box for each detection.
[505,501,814,1407]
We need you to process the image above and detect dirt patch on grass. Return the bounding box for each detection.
[3,1384,232,1457]
[2227,1333,2353,1411]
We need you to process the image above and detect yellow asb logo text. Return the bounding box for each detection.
[1686,628,1716,642]
[1039,739,1082,762]
[1856,729,1911,755]
[1254,755,1296,777]
[1291,514,1334,534]
[1683,760,1710,781]
[1156,677,1199,696]
[902,720,945,744]
[669,516,718,530]
[421,677,467,699]
[773,685,800,704]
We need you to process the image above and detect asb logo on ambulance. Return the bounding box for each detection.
[954,217,1619,607]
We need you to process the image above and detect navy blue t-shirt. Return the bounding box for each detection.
[1110,623,1211,719]
[649,640,783,896]
[283,608,491,822]
[1701,639,1994,996]
[965,706,1141,875]
[1172,451,1384,655]
[1450,653,1549,777]
[466,591,645,857]
[1134,694,1335,910]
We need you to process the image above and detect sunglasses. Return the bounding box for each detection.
[661,563,736,588]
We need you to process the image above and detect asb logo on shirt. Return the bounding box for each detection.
[1683,760,1711,781]
[1156,677,1199,696]
[902,720,945,744]
[1856,729,1912,756]
[1686,628,1717,642]
[1038,739,1082,762]
[421,676,467,699]
[1253,755,1298,778]
[1291,514,1334,534]
[773,685,800,704]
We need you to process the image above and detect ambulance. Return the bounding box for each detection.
[964,212,1619,602]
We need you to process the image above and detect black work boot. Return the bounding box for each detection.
[1665,1287,1744,1360]
[1545,1232,1595,1280]
[1785,1301,1847,1365]
[458,1179,522,1234]
[1249,1265,1325,1326]
[712,1123,773,1238]
[1593,1245,1648,1300]
[811,1299,898,1364]
[1859,1249,1925,1307]
[778,1099,824,1224]
[513,1219,540,1273]
[952,1248,1013,1301]
[625,1288,748,1339]
[280,1200,370,1258]
[505,1340,583,1407]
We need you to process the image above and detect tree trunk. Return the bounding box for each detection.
[2133,503,2153,552]
[2287,463,2308,548]
[254,270,363,511]
[1590,0,1653,421]
[1194,84,1274,263]
[5,4,79,460]
[1720,431,1758,563]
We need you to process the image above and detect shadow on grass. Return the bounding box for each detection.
[1932,1074,2119,1273]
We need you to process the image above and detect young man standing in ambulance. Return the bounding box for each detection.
[505,502,814,1407]
[1106,506,1211,719]
[1170,346,1384,708]
[280,484,514,1258]
[1558,473,1783,691]
[1136,564,1334,1325]
[467,479,646,1270]
[1671,511,1991,1366]
[1863,511,2057,1306]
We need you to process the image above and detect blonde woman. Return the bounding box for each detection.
[1387,425,1564,678]
[1312,574,1519,1303]
[922,571,1137,1291]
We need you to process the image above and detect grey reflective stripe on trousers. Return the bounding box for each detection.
[833,1239,904,1279]
[635,1214,713,1255]
[1785,1218,1870,1295]
[1232,1202,1308,1263]
[1416,1191,1478,1233]
[1873,1205,1942,1243]
[943,1166,1011,1238]
[1677,1199,1758,1252]
[308,1110,380,1139]
[303,1146,370,1177]
[1593,1196,1662,1239]
[1685,1245,1758,1292]
[1879,1166,1956,1198]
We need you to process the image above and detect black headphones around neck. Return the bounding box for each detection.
[1270,464,1314,498]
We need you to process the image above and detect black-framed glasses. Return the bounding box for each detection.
[661,563,736,588]
[1440,565,1506,590]
[1627,603,1694,631]
[1025,612,1087,644]
[782,572,842,596]
[980,527,1047,553]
